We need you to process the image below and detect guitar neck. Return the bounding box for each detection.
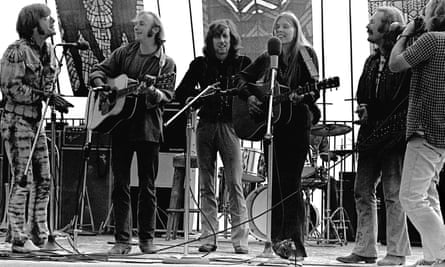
[115,85,139,98]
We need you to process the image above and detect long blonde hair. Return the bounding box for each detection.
[272,11,314,86]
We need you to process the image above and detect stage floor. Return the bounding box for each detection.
[0,232,425,267]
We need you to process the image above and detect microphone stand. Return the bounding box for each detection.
[162,82,218,265]
[254,69,289,265]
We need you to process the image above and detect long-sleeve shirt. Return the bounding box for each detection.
[0,39,56,121]
[237,47,319,129]
[356,49,410,151]
[174,55,251,123]
[90,42,176,142]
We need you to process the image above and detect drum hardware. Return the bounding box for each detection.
[326,150,354,245]
[241,147,266,183]
[330,149,354,157]
[246,186,321,242]
[316,151,345,245]
[301,167,328,190]
[311,124,352,137]
[315,147,353,246]
[303,188,321,240]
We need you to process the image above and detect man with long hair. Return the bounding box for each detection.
[174,19,251,254]
[237,11,320,265]
[0,3,56,253]
[336,6,412,266]
[390,0,445,266]
[90,11,176,255]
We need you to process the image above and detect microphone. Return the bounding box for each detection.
[56,41,90,50]
[267,37,282,69]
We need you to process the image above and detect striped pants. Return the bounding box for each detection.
[1,113,50,246]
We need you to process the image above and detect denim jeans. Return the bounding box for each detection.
[400,137,445,261]
[353,146,411,257]
[111,139,159,244]
[197,121,249,249]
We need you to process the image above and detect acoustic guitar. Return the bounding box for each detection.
[86,72,175,133]
[232,77,339,141]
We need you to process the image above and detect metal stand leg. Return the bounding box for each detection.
[329,171,353,245]
[317,161,342,245]
[303,188,321,240]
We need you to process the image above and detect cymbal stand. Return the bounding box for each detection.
[163,83,218,264]
[318,155,342,245]
[329,151,353,245]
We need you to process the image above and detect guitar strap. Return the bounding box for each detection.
[299,47,321,124]
[299,47,319,80]
[157,44,167,76]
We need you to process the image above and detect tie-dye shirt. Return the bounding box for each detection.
[0,39,56,121]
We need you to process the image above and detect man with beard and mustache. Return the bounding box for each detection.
[90,11,176,255]
[336,6,411,266]
[174,19,251,254]
[0,3,57,253]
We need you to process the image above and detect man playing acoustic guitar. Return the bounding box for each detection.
[90,11,176,255]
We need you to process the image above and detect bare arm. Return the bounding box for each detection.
[389,21,415,72]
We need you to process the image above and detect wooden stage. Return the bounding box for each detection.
[0,232,425,267]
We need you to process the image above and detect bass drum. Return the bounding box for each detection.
[246,186,320,241]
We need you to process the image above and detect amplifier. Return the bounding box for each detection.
[63,126,111,148]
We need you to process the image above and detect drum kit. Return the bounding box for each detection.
[221,123,354,244]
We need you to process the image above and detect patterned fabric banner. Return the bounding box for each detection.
[368,0,428,18]
[202,0,313,61]
[55,0,144,96]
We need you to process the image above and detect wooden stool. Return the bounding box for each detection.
[165,153,199,240]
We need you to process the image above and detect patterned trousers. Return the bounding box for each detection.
[1,113,50,246]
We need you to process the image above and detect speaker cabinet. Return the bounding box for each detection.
[59,147,112,231]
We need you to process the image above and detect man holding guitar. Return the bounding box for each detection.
[89,11,176,255]
[336,6,411,266]
[236,11,320,265]
[174,19,251,254]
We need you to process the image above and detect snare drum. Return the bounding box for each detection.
[241,148,266,183]
[246,186,320,241]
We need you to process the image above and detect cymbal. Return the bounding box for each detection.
[330,149,354,157]
[311,124,352,136]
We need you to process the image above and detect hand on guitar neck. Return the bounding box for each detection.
[140,74,163,104]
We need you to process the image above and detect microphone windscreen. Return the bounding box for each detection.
[267,37,281,56]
